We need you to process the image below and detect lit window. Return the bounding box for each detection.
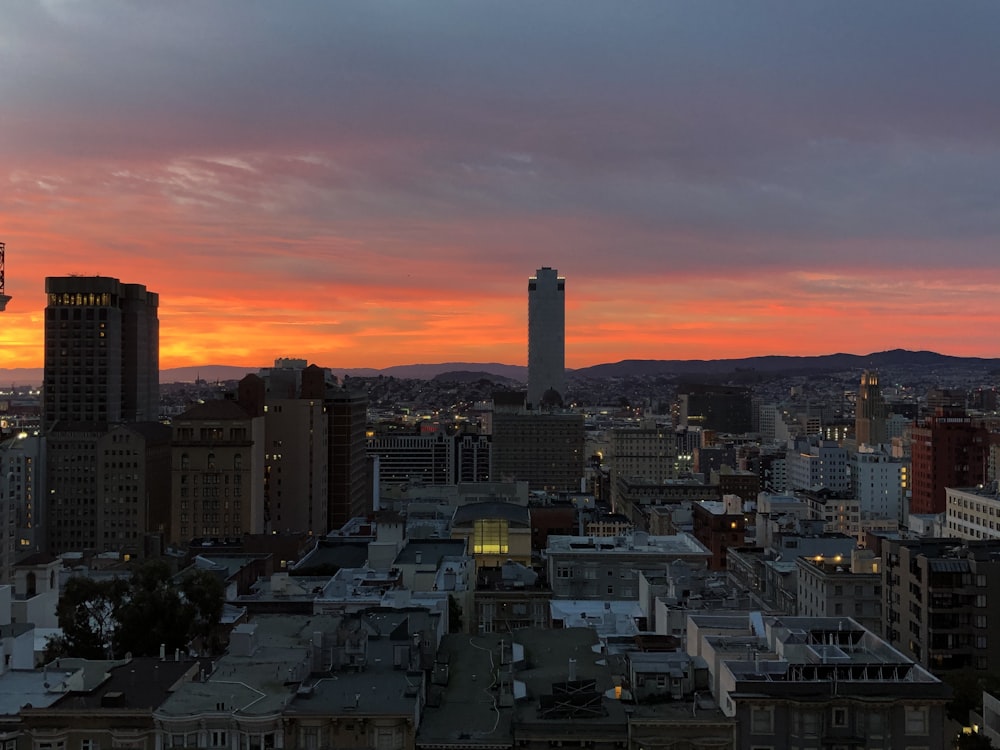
[473,518,509,555]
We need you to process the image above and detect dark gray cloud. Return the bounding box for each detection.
[3,0,1000,277]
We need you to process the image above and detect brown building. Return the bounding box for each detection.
[910,409,990,514]
[169,378,266,546]
[691,499,745,570]
[882,537,1000,673]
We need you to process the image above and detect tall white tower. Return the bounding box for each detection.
[527,267,565,408]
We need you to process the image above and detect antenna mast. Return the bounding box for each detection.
[0,241,10,311]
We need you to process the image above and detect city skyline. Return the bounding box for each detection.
[3,2,1000,371]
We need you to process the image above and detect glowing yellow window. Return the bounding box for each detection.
[473,519,509,555]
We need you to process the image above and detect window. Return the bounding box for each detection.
[832,707,848,727]
[80,742,98,750]
[904,706,928,735]
[473,519,509,555]
[556,565,571,579]
[751,706,774,734]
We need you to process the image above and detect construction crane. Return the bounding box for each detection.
[0,242,9,311]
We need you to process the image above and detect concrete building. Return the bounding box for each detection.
[527,267,565,409]
[608,422,677,512]
[368,432,455,487]
[785,438,849,494]
[614,477,721,528]
[545,531,711,600]
[688,613,950,749]
[264,392,329,536]
[0,433,45,579]
[96,421,171,556]
[945,485,1000,540]
[851,447,906,527]
[43,275,159,430]
[169,381,266,545]
[795,549,882,634]
[677,384,753,434]
[491,410,585,493]
[45,428,105,554]
[456,433,491,483]
[882,537,1000,673]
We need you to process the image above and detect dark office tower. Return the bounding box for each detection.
[677,384,753,434]
[527,267,565,409]
[43,276,159,430]
[855,369,888,447]
[325,387,369,531]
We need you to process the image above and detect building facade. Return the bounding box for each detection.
[527,267,565,409]
[882,537,1000,673]
[43,275,158,430]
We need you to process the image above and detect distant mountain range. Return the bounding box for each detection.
[2,350,999,387]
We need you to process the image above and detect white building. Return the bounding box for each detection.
[851,447,906,525]
[785,439,849,493]
[527,267,565,408]
[944,485,1000,541]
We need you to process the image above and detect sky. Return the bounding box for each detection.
[3,1,1000,371]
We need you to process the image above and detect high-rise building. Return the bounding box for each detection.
[325,387,370,530]
[527,267,565,409]
[261,361,329,536]
[169,376,266,545]
[43,276,159,430]
[910,409,990,515]
[855,369,888,447]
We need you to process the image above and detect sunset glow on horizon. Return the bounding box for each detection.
[3,2,1000,372]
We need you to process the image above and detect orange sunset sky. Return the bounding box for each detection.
[3,2,1000,372]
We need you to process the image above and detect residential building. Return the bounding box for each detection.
[882,537,1000,673]
[609,422,677,512]
[688,613,950,749]
[545,531,711,600]
[945,485,1000,540]
[796,549,882,634]
[851,447,906,526]
[691,498,746,571]
[97,421,171,556]
[169,378,266,545]
[785,438,849,494]
[0,433,45,579]
[910,408,990,514]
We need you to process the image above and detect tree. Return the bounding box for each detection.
[115,559,189,657]
[50,576,128,659]
[51,559,227,660]
[180,568,226,652]
[448,594,464,633]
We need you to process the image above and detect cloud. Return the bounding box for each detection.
[2,1,1000,368]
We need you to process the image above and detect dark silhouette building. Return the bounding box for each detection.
[43,275,159,430]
